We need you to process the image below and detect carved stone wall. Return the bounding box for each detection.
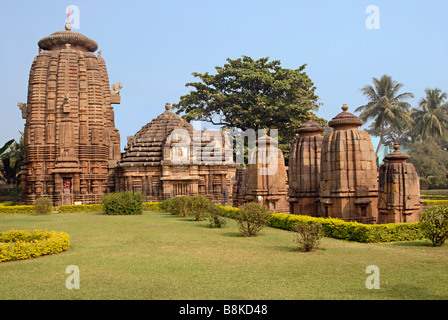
[232,167,248,208]
[20,23,120,206]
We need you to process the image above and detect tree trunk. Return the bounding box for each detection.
[375,114,384,156]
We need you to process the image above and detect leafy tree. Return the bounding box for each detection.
[355,75,414,155]
[0,139,14,157]
[365,122,412,151]
[173,56,326,163]
[0,133,24,188]
[411,88,448,142]
[407,140,448,178]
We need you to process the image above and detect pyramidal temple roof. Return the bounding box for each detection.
[118,103,193,167]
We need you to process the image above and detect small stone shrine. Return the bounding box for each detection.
[319,105,379,223]
[377,143,422,223]
[288,114,324,216]
[244,134,289,213]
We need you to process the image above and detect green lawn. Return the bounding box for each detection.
[0,211,447,300]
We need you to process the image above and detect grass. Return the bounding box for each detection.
[0,211,447,300]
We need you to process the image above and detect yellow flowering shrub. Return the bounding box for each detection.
[57,204,103,213]
[142,202,161,211]
[0,205,35,215]
[0,229,70,263]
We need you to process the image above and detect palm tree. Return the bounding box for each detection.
[0,139,14,157]
[411,88,448,142]
[355,75,414,155]
[0,133,24,187]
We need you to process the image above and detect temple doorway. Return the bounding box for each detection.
[62,177,73,205]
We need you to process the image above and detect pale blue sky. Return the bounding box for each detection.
[1,0,447,150]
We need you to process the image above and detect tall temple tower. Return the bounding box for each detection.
[19,22,121,206]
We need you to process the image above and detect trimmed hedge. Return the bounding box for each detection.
[0,205,35,215]
[269,213,424,243]
[421,195,448,199]
[423,199,448,206]
[0,229,70,263]
[0,202,161,214]
[57,204,103,213]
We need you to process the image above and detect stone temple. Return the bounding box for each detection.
[115,103,236,204]
[319,105,379,223]
[19,22,121,206]
[288,114,324,216]
[17,23,422,223]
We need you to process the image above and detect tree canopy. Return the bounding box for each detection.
[355,74,414,155]
[411,88,448,142]
[173,56,326,161]
[408,140,448,179]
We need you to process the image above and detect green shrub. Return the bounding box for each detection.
[102,191,143,215]
[159,199,170,212]
[0,201,14,206]
[292,221,325,252]
[166,196,189,216]
[208,205,228,228]
[186,195,212,221]
[419,205,448,246]
[235,202,272,237]
[33,197,53,215]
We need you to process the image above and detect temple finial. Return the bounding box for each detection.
[342,104,348,112]
[165,103,171,111]
[65,21,72,31]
